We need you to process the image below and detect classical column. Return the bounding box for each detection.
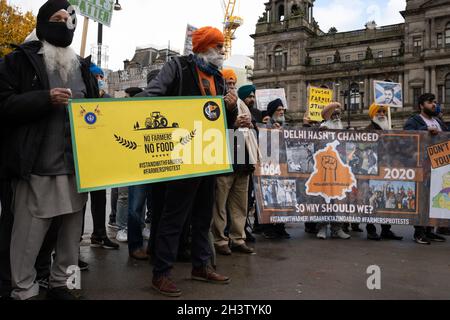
[404,71,410,105]
[431,67,437,95]
[300,80,307,112]
[398,73,403,106]
[284,0,288,18]
[425,67,430,92]
[364,76,370,109]
[425,19,431,49]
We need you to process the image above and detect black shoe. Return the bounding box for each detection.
[91,236,120,249]
[436,227,450,236]
[381,230,403,241]
[245,229,256,243]
[252,225,264,234]
[47,287,83,300]
[367,232,381,241]
[352,226,364,232]
[426,232,446,242]
[342,225,349,233]
[263,230,278,239]
[275,225,291,239]
[78,259,89,271]
[414,234,431,245]
[37,277,49,289]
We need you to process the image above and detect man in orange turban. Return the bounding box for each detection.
[368,103,390,130]
[137,26,237,298]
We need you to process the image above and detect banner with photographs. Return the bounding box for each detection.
[374,80,403,108]
[253,126,450,227]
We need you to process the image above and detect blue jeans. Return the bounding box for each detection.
[127,185,151,253]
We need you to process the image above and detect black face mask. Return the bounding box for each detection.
[423,107,438,117]
[40,22,74,48]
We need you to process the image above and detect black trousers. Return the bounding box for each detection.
[109,188,118,223]
[152,176,215,276]
[366,224,391,234]
[0,179,60,295]
[82,190,107,239]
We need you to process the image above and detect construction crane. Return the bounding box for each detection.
[222,0,243,59]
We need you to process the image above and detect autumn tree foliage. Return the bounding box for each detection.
[0,0,36,57]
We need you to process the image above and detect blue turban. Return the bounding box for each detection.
[90,63,104,77]
[238,84,256,101]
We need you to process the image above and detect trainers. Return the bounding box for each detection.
[436,227,450,236]
[152,275,181,297]
[91,237,120,250]
[367,232,381,241]
[426,232,446,242]
[191,266,230,284]
[215,244,232,256]
[47,287,83,300]
[316,226,327,239]
[263,229,278,239]
[414,234,431,245]
[142,227,150,240]
[231,243,255,254]
[275,225,291,239]
[107,221,119,230]
[116,229,128,242]
[381,230,403,241]
[37,277,49,289]
[331,229,351,239]
[78,259,89,271]
[129,248,149,260]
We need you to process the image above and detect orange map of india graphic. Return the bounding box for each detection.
[305,141,357,203]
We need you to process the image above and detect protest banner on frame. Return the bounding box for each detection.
[253,126,450,227]
[308,86,334,122]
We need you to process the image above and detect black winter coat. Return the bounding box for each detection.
[0,41,99,179]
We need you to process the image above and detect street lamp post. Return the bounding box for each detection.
[97,1,122,67]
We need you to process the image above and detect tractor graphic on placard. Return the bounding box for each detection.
[145,111,168,129]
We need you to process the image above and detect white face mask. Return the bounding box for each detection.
[198,47,224,68]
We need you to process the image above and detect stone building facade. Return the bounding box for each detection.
[251,0,450,128]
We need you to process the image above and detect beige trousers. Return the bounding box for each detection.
[211,173,249,247]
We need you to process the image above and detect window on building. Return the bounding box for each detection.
[315,58,321,64]
[445,24,450,46]
[327,56,333,64]
[283,52,288,70]
[446,74,450,104]
[437,33,443,47]
[278,5,285,22]
[392,49,398,56]
[274,46,283,70]
[345,55,351,61]
[377,51,383,58]
[413,36,422,53]
[357,53,364,60]
[413,87,423,107]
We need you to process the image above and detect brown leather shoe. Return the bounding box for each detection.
[152,275,181,297]
[231,243,255,254]
[191,266,231,284]
[129,248,149,260]
[214,244,231,256]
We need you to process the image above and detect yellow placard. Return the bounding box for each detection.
[308,86,333,122]
[68,96,233,192]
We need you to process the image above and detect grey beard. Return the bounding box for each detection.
[323,119,343,130]
[273,115,285,125]
[373,117,390,130]
[42,41,79,84]
[198,48,224,68]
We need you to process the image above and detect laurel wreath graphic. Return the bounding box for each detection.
[180,129,197,146]
[114,134,137,150]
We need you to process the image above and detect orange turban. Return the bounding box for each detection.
[222,68,237,82]
[192,27,224,53]
[369,103,387,119]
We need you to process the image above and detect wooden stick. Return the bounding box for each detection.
[80,17,89,58]
[387,106,392,129]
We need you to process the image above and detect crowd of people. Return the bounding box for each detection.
[0,0,449,300]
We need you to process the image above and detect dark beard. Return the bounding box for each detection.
[423,108,438,117]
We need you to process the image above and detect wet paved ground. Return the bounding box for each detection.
[79,192,450,300]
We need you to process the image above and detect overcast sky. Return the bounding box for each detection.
[9,0,406,71]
